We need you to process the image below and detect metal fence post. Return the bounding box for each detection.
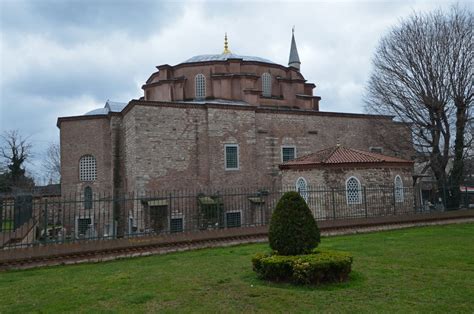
[169,192,172,234]
[464,186,468,209]
[331,188,336,219]
[392,186,397,215]
[363,187,368,218]
[43,199,48,244]
[442,185,447,211]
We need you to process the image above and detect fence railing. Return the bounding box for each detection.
[0,185,472,249]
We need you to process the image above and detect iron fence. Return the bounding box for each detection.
[0,185,472,249]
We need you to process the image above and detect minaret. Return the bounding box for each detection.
[288,27,301,70]
[223,33,231,54]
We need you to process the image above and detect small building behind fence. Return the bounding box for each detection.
[279,145,415,218]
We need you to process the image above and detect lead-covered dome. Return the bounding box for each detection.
[183,33,276,65]
[183,53,275,64]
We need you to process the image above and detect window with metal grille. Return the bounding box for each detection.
[84,186,93,209]
[170,218,183,233]
[262,73,272,97]
[195,73,206,100]
[79,155,97,181]
[77,217,92,236]
[394,175,404,202]
[282,146,296,162]
[346,177,362,205]
[296,177,308,202]
[226,212,241,228]
[225,144,239,170]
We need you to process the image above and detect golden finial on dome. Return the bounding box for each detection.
[223,32,231,54]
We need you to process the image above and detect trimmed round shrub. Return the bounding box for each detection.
[269,191,320,255]
[252,249,353,285]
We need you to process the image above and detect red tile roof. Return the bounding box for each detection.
[279,146,413,170]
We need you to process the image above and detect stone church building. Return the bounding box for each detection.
[58,32,414,198]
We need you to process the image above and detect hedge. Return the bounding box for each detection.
[252,249,353,285]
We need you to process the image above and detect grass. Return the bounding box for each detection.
[0,223,473,313]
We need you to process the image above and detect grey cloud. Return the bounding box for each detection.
[5,67,138,100]
[1,0,185,43]
[1,0,468,182]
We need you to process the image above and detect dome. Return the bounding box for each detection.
[84,108,109,116]
[84,101,127,116]
[183,53,276,64]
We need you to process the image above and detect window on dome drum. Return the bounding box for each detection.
[296,177,308,202]
[346,176,362,205]
[394,175,404,203]
[281,146,296,162]
[79,155,97,181]
[225,144,239,170]
[195,73,206,100]
[84,186,93,210]
[262,73,272,97]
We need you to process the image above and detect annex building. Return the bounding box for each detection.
[58,32,414,198]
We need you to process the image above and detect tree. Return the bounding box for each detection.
[0,130,34,192]
[365,5,473,208]
[42,142,61,184]
[268,191,320,256]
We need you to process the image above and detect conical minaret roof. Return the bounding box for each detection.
[288,27,301,70]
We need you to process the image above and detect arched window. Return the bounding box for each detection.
[195,74,206,100]
[262,73,272,97]
[79,155,97,181]
[394,175,404,203]
[84,186,93,210]
[346,176,362,205]
[296,177,308,202]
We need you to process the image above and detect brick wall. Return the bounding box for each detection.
[60,117,114,196]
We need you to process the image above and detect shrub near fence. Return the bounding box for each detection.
[0,185,470,249]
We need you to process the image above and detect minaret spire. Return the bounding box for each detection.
[288,26,301,70]
[223,32,231,54]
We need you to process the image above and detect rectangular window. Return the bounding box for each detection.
[75,217,93,238]
[226,212,241,228]
[170,218,184,233]
[225,144,239,170]
[369,147,383,154]
[281,146,296,162]
[149,205,168,233]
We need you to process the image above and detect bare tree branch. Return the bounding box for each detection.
[42,142,61,184]
[365,5,473,207]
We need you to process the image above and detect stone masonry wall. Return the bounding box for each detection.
[121,102,415,193]
[281,166,414,219]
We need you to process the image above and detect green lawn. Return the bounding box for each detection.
[1,223,473,313]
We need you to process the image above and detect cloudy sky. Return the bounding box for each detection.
[0,0,466,182]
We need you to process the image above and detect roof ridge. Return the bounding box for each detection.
[320,146,340,164]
